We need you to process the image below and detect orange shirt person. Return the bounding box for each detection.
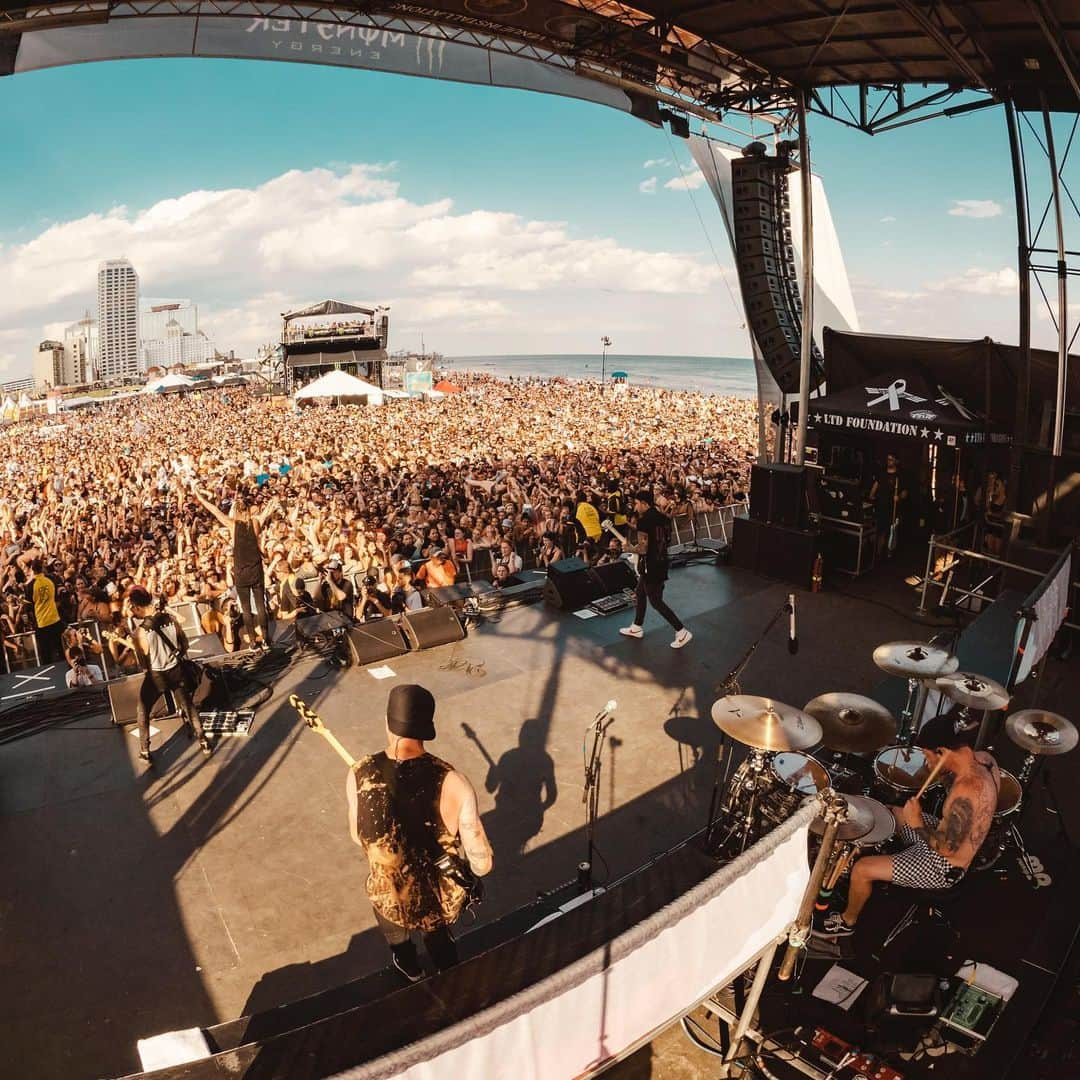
[415,549,457,589]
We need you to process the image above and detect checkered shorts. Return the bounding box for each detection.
[892,814,965,890]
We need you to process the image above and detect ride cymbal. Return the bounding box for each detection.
[1005,709,1078,756]
[804,693,897,753]
[710,695,822,752]
[935,671,1010,712]
[873,641,960,679]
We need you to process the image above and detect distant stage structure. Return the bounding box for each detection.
[279,299,390,392]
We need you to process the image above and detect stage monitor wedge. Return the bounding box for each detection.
[346,622,409,666]
[401,607,467,651]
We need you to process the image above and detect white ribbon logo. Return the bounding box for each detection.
[866,379,926,411]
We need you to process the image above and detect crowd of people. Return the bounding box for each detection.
[0,374,758,674]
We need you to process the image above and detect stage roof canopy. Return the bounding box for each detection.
[1,2,1078,119]
[283,300,376,323]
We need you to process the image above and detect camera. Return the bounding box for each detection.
[363,574,377,588]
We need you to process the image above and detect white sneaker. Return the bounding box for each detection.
[619,624,643,639]
[671,629,692,649]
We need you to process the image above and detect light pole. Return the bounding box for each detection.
[601,336,612,390]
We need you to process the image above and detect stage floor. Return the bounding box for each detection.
[1,560,1076,1079]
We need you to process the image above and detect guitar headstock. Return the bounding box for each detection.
[601,518,614,531]
[289,694,327,733]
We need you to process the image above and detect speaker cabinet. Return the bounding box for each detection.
[590,559,638,593]
[543,557,601,610]
[750,463,809,527]
[295,610,352,647]
[108,673,173,726]
[401,607,466,651]
[733,517,817,588]
[346,621,409,666]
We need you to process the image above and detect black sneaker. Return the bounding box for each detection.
[392,952,425,983]
[820,913,856,937]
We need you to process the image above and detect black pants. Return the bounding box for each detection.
[136,666,203,753]
[235,581,269,644]
[634,574,683,631]
[36,621,63,664]
[374,908,459,972]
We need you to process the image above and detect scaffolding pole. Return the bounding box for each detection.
[794,90,815,465]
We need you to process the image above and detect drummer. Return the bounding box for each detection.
[819,745,999,938]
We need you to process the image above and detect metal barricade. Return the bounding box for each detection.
[3,630,39,673]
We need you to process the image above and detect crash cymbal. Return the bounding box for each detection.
[1006,709,1078,756]
[808,794,878,842]
[711,695,822,752]
[804,693,897,753]
[935,671,1010,712]
[873,641,960,680]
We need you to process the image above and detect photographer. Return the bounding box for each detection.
[356,573,391,622]
[318,556,355,613]
[65,647,104,689]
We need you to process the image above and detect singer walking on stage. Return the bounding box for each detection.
[620,489,692,649]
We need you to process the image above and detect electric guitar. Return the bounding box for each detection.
[888,475,900,554]
[291,696,485,905]
[102,628,137,653]
[289,694,357,767]
[600,518,640,571]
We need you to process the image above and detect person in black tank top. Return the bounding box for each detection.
[346,685,493,981]
[194,486,274,649]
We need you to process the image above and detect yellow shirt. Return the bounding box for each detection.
[31,574,60,629]
[576,502,602,541]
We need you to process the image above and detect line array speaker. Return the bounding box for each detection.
[731,152,824,395]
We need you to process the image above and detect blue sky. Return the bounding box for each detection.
[0,53,1056,376]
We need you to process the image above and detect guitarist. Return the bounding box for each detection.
[126,586,211,765]
[619,490,693,649]
[346,684,493,982]
[869,453,906,559]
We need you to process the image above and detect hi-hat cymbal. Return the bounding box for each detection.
[1006,709,1078,756]
[873,641,960,680]
[809,793,879,842]
[935,671,1010,712]
[711,695,822,752]
[804,693,897,753]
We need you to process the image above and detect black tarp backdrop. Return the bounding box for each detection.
[823,328,1080,450]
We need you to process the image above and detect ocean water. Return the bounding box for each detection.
[447,354,758,399]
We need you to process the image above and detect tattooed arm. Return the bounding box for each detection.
[442,770,494,877]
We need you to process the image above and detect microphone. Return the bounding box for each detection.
[787,593,799,655]
[595,699,617,724]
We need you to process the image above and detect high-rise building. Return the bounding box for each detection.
[140,301,215,368]
[63,314,98,385]
[97,258,140,379]
[33,340,65,389]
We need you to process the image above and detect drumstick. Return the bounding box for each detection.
[915,753,948,800]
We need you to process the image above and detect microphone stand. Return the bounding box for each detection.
[705,596,795,851]
[581,707,616,890]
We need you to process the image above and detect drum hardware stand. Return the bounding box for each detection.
[581,702,617,888]
[708,750,774,858]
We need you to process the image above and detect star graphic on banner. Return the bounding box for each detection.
[934,429,943,440]
[811,413,821,423]
[920,427,930,439]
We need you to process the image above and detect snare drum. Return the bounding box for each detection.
[995,771,1022,817]
[873,745,931,802]
[770,752,831,795]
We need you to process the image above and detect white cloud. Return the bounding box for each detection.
[665,169,707,192]
[880,215,897,224]
[0,162,726,370]
[639,177,658,195]
[643,157,670,169]
[927,266,1019,295]
[947,200,1003,219]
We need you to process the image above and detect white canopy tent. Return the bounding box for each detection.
[143,372,196,394]
[294,370,384,406]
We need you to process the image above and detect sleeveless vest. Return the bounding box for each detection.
[353,751,467,931]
